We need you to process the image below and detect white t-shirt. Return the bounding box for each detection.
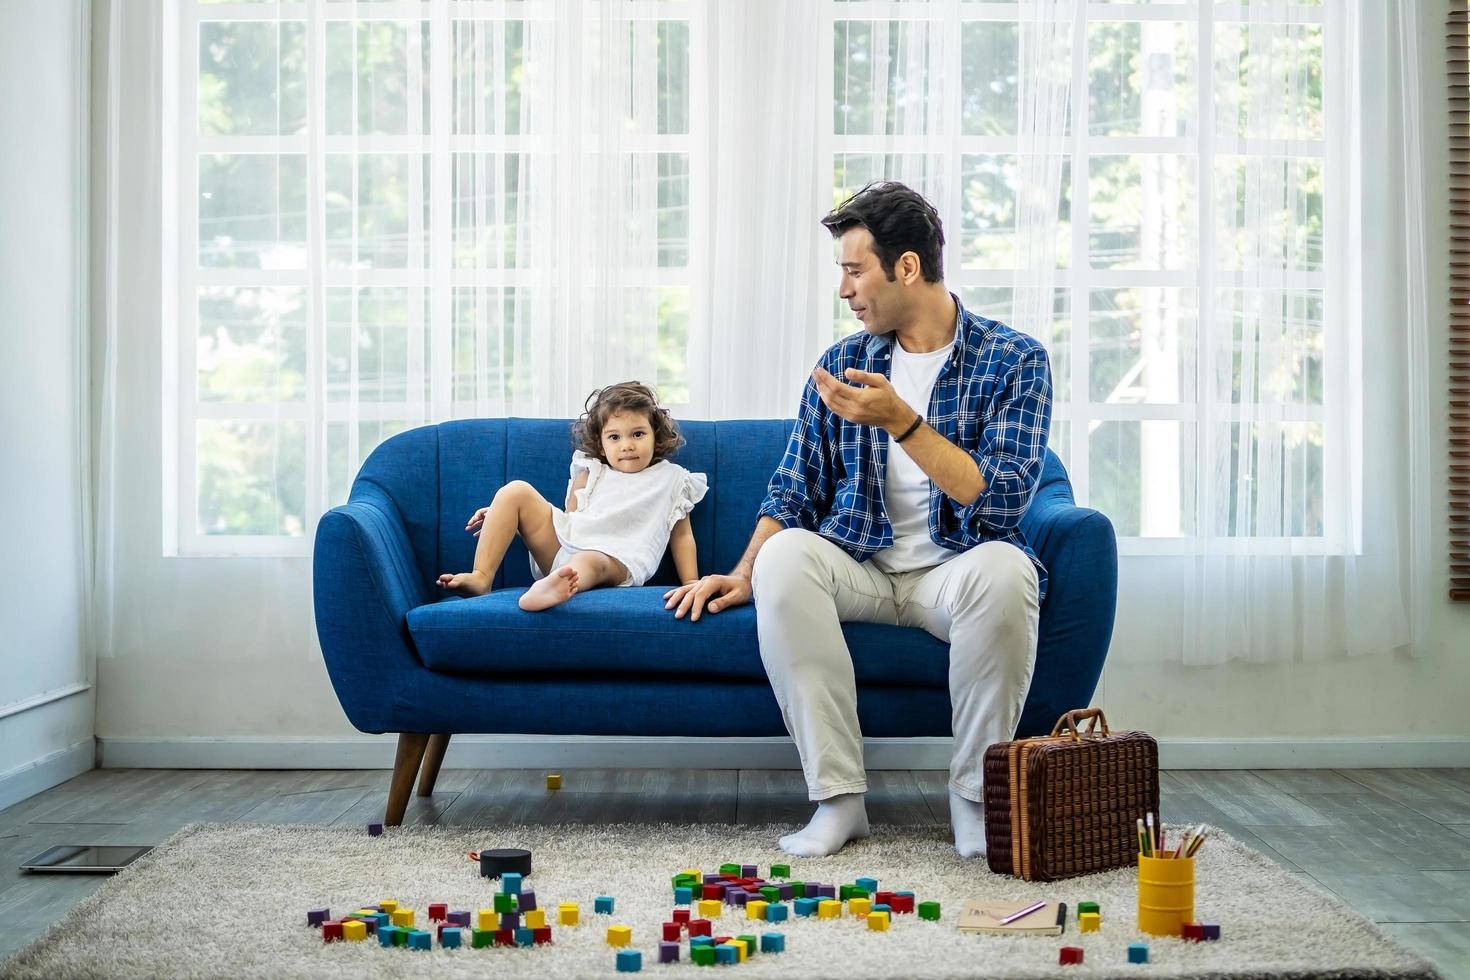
[871,342,957,573]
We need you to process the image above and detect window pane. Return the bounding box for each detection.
[1216,289,1323,407]
[1088,20,1196,137]
[655,286,690,405]
[452,20,527,135]
[1089,420,1195,537]
[1213,156,1322,271]
[961,21,1019,136]
[199,20,306,136]
[325,20,431,136]
[1088,154,1196,270]
[325,153,432,269]
[325,287,425,405]
[199,153,307,269]
[658,152,690,268]
[1089,287,1196,405]
[834,153,945,208]
[657,20,689,135]
[834,19,937,136]
[451,153,530,269]
[962,287,1072,404]
[327,419,411,509]
[1214,22,1323,141]
[961,155,1017,270]
[196,420,306,536]
[452,287,530,413]
[198,287,307,403]
[1212,422,1324,537]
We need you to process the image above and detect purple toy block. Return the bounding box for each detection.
[731,891,750,907]
[817,884,837,899]
[448,910,472,927]
[778,884,794,901]
[659,941,680,963]
[501,912,520,931]
[519,890,537,911]
[741,865,757,877]
[307,908,329,927]
[367,822,383,836]
[1203,923,1221,941]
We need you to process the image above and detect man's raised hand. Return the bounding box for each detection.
[812,367,909,430]
[663,574,752,622]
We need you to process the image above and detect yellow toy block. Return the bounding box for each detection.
[342,920,367,941]
[849,897,872,918]
[546,773,562,790]
[818,899,842,920]
[607,925,633,947]
[1079,912,1101,933]
[378,900,399,913]
[559,903,580,927]
[476,908,498,931]
[747,900,768,921]
[682,867,703,880]
[697,899,722,918]
[867,911,890,932]
[524,908,546,930]
[390,909,415,928]
[354,908,377,918]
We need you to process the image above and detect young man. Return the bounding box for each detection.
[664,181,1052,858]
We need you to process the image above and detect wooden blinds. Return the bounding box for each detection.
[1453,3,1470,601]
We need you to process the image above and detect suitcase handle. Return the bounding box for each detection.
[1051,708,1111,740]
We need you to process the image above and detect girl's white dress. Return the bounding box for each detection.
[529,450,709,588]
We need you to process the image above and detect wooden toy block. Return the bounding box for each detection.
[477,908,498,931]
[918,900,941,921]
[687,918,712,937]
[856,877,878,894]
[1059,946,1084,965]
[674,886,694,904]
[1202,922,1221,941]
[518,890,537,911]
[770,863,791,878]
[672,908,691,924]
[524,908,546,930]
[533,926,553,944]
[662,921,682,941]
[1079,912,1101,933]
[816,884,837,898]
[558,903,579,926]
[787,881,805,898]
[891,894,915,914]
[849,897,872,918]
[777,883,795,901]
[367,822,383,836]
[501,912,520,931]
[747,900,768,921]
[818,899,841,920]
[873,904,891,916]
[658,940,680,963]
[1128,943,1149,964]
[723,940,746,963]
[470,928,493,949]
[515,927,534,947]
[501,872,523,895]
[428,903,448,921]
[1182,922,1206,942]
[377,925,400,947]
[390,908,415,928]
[449,910,472,927]
[702,884,724,901]
[794,897,818,917]
[441,927,462,949]
[760,932,785,953]
[875,890,896,907]
[393,927,409,947]
[713,935,734,946]
[595,895,615,914]
[494,893,517,914]
[729,891,749,908]
[691,945,716,966]
[406,929,432,950]
[839,884,855,901]
[1077,901,1100,915]
[545,773,562,790]
[719,864,741,876]
[756,886,777,903]
[766,903,789,922]
[741,864,757,877]
[322,921,344,943]
[616,949,642,972]
[690,936,714,948]
[867,911,890,931]
[378,900,399,913]
[307,908,329,927]
[606,924,633,946]
[682,867,703,880]
[348,916,377,936]
[494,928,516,947]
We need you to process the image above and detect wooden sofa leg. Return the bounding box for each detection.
[386,732,430,827]
[418,734,451,797]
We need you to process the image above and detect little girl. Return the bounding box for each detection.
[437,381,708,611]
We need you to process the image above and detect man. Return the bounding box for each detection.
[664,181,1052,859]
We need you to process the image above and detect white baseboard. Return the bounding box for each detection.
[0,739,96,812]
[96,735,1470,771]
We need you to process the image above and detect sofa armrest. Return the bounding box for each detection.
[312,482,431,733]
[1018,498,1119,737]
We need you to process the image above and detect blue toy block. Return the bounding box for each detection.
[441,927,462,949]
[690,935,714,948]
[761,933,785,954]
[856,877,878,894]
[766,903,789,922]
[595,895,615,914]
[406,929,432,951]
[515,927,534,947]
[377,925,400,947]
[794,897,819,917]
[1129,943,1149,964]
[715,944,739,965]
[674,886,694,904]
[617,949,643,972]
[502,872,523,896]
[873,904,891,915]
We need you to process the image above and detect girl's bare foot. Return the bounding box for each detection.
[436,570,492,597]
[519,566,579,611]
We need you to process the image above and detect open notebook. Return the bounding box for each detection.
[956,900,1067,936]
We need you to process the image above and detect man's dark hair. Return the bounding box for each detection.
[821,181,945,283]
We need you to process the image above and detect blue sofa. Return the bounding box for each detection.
[312,418,1118,824]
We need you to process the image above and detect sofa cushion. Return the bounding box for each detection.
[407,587,951,688]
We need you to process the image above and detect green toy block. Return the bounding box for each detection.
[471,928,494,949]
[918,901,941,921]
[691,945,716,966]
[1078,901,1100,915]
[719,864,741,876]
[789,881,806,898]
[494,893,517,914]
[760,886,781,903]
[770,864,791,878]
[736,934,758,957]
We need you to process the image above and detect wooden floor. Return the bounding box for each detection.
[0,767,1467,976]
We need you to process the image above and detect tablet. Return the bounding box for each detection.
[19,844,153,874]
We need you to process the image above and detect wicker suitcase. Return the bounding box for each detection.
[983,708,1159,882]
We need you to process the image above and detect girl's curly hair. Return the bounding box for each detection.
[572,381,684,464]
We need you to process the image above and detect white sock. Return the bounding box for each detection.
[950,791,987,859]
[777,793,870,858]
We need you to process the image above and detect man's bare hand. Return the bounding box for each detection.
[813,367,910,430]
[663,574,752,622]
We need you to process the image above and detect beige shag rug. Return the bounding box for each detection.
[0,822,1439,980]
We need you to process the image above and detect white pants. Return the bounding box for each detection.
[752,528,1040,803]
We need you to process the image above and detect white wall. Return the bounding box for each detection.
[0,1,97,806]
[95,2,1470,769]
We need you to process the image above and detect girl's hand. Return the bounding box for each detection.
[466,506,490,537]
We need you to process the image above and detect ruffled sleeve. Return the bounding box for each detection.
[568,450,603,512]
[667,467,709,529]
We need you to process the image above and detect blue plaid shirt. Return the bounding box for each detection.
[758,295,1053,601]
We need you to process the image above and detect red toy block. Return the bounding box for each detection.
[702,884,724,900]
[1060,946,1084,965]
[672,909,691,924]
[428,903,448,922]
[1182,922,1206,942]
[891,894,915,914]
[688,919,712,937]
[322,921,344,943]
[495,928,516,946]
[875,891,896,907]
[663,922,682,941]
[533,926,553,945]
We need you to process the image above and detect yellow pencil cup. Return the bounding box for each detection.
[1136,854,1195,937]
